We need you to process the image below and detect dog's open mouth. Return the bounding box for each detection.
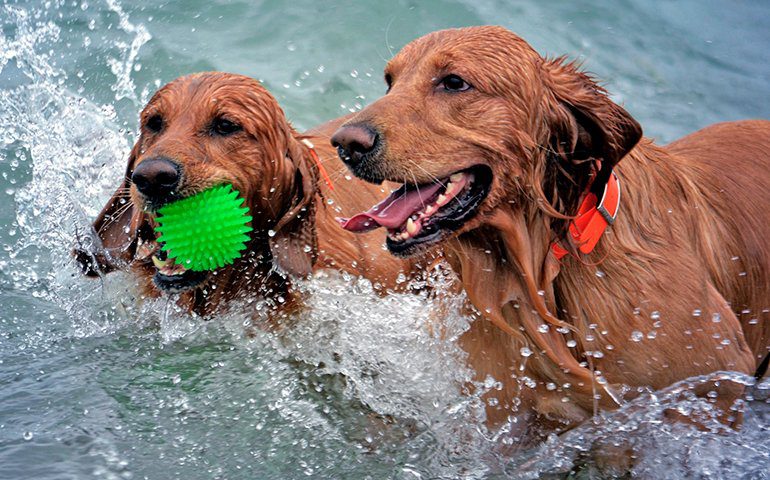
[135,220,209,293]
[338,165,492,256]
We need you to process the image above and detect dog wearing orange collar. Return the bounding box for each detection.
[332,26,770,441]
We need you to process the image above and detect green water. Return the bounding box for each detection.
[1,1,769,478]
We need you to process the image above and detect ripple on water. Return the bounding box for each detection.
[0,1,768,479]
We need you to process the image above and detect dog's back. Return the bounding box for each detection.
[666,120,770,370]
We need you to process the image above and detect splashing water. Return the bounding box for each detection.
[0,2,768,479]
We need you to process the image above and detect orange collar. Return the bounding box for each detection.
[552,170,621,260]
[300,139,335,191]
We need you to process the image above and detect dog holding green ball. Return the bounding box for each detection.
[74,72,423,317]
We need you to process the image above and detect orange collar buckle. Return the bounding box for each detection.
[552,170,621,260]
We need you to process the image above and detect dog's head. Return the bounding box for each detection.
[333,26,641,257]
[75,72,318,295]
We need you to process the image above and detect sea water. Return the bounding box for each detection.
[1,1,769,478]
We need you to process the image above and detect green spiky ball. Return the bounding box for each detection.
[155,184,252,271]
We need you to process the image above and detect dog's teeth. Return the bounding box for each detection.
[436,194,448,206]
[136,241,158,261]
[152,255,168,269]
[449,172,464,183]
[160,262,187,276]
[424,204,438,216]
[406,217,417,235]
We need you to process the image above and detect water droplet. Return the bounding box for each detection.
[22,431,33,441]
[538,324,549,333]
[303,245,312,253]
[630,331,644,342]
[523,377,537,388]
[647,331,657,340]
[650,311,660,320]
[267,229,276,237]
[537,290,545,297]
[566,340,577,348]
[595,270,605,278]
[520,347,532,357]
[712,312,721,323]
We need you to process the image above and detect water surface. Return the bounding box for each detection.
[1,1,769,478]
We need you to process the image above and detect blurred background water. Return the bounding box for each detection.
[0,0,768,479]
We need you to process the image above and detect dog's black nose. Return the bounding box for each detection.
[331,124,379,167]
[131,157,181,200]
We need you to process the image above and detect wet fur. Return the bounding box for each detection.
[74,72,417,317]
[336,26,770,437]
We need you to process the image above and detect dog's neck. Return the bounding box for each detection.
[446,202,622,426]
[447,139,750,429]
[160,237,293,320]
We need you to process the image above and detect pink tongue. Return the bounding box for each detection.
[338,182,444,232]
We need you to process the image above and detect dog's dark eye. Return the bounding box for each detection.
[212,118,242,136]
[439,74,471,92]
[385,73,393,93]
[146,114,163,133]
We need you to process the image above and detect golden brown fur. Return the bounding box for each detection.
[75,72,417,317]
[334,26,770,438]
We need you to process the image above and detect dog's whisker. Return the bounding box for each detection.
[97,200,134,234]
[409,170,429,208]
[404,159,447,187]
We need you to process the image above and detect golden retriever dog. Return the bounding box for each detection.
[332,26,770,438]
[74,72,417,318]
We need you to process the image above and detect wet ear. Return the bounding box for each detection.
[545,57,642,190]
[74,142,146,276]
[268,142,318,278]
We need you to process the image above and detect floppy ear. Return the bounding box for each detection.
[545,57,642,194]
[268,141,319,278]
[74,142,146,276]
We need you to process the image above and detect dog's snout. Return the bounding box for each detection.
[331,124,379,167]
[131,157,181,200]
